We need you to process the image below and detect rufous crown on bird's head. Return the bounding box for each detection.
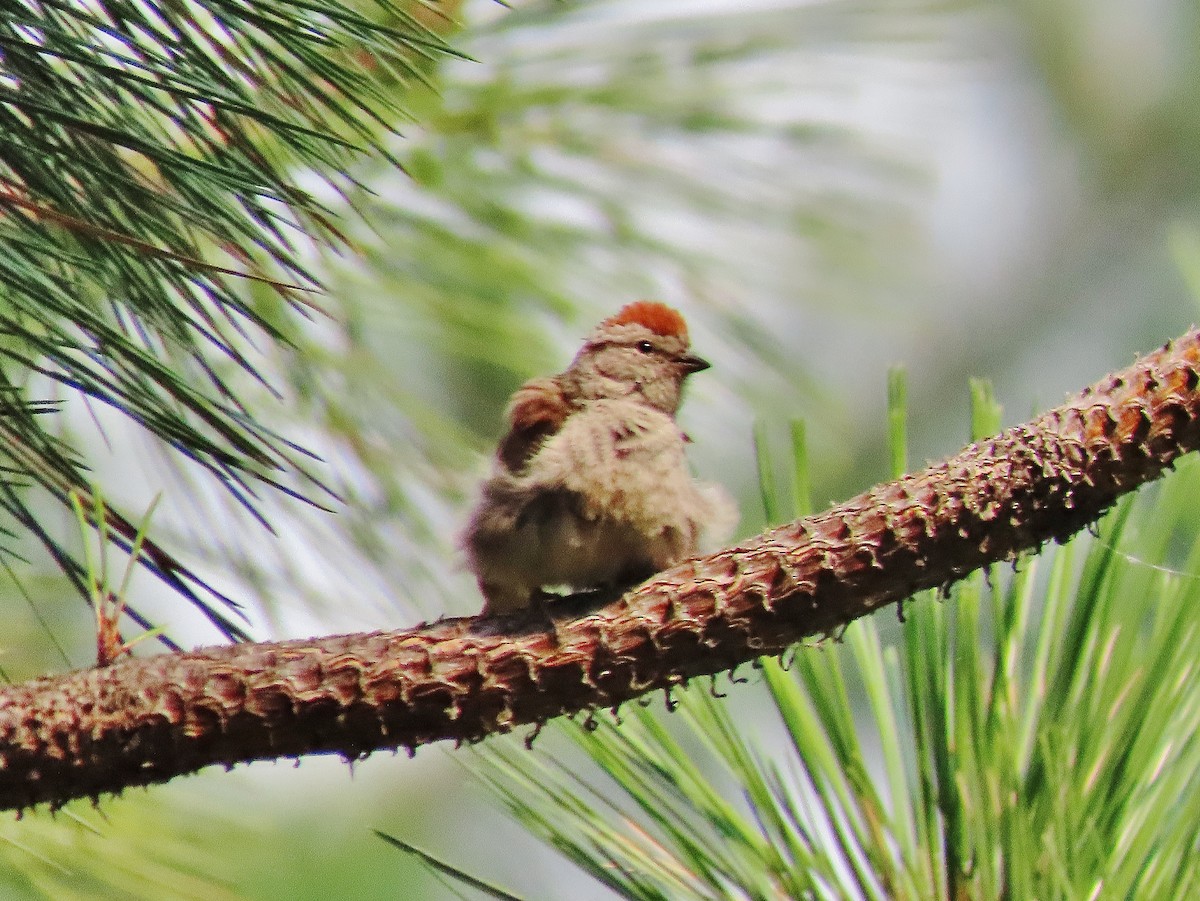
[601,301,689,342]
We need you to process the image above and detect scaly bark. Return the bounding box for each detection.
[2,329,1200,811]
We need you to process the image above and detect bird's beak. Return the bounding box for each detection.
[678,353,710,374]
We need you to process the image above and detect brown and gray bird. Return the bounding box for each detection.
[462,301,735,615]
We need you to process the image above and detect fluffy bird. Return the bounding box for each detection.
[462,301,735,615]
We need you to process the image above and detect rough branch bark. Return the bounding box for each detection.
[3,329,1200,812]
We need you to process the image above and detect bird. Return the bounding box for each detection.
[461,301,735,616]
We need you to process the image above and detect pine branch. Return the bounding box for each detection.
[0,0,455,642]
[2,328,1199,812]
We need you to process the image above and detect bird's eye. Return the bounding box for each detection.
[636,340,654,353]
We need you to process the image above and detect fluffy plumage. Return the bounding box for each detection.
[462,302,735,615]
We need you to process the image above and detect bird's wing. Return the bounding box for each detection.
[497,376,572,473]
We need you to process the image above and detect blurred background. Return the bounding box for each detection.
[3,0,1199,897]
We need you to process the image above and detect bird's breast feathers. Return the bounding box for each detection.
[525,399,699,530]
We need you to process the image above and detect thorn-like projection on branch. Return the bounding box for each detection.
[3,330,1200,811]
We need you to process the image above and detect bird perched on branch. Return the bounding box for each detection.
[462,301,736,615]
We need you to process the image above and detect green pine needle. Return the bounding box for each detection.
[450,378,1200,899]
[0,0,456,640]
